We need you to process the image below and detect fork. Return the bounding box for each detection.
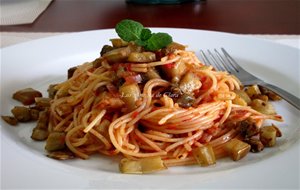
[200,48,300,110]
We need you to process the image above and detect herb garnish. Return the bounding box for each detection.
[115,19,173,51]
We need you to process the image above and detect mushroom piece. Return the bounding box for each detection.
[110,38,128,48]
[176,93,195,108]
[193,144,216,166]
[260,125,278,147]
[67,66,78,79]
[31,109,49,141]
[119,83,141,112]
[47,150,75,160]
[225,138,251,161]
[128,52,156,63]
[100,45,114,56]
[179,72,202,95]
[245,85,261,98]
[161,60,187,83]
[29,108,40,120]
[236,120,260,138]
[35,97,52,110]
[162,42,186,55]
[259,86,282,101]
[11,106,32,122]
[233,90,251,106]
[119,156,166,174]
[31,128,49,141]
[1,115,18,126]
[13,88,42,105]
[47,84,58,99]
[102,46,133,64]
[250,99,276,115]
[245,139,264,153]
[45,132,66,152]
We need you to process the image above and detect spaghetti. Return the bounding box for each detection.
[48,45,282,171]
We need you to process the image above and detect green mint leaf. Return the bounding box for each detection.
[115,19,173,51]
[145,32,173,51]
[140,28,152,41]
[135,39,147,46]
[115,19,144,42]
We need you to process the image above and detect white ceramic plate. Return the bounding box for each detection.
[1,29,299,189]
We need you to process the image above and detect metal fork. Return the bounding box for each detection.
[200,48,300,110]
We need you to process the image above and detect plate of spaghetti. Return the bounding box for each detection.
[1,20,299,189]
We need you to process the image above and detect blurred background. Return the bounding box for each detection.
[1,0,299,34]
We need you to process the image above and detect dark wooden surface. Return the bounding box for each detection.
[1,0,299,34]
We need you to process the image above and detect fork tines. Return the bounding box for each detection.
[200,48,237,74]
[200,48,300,110]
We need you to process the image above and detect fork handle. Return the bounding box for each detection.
[260,82,300,110]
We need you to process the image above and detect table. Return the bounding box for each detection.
[1,0,299,34]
